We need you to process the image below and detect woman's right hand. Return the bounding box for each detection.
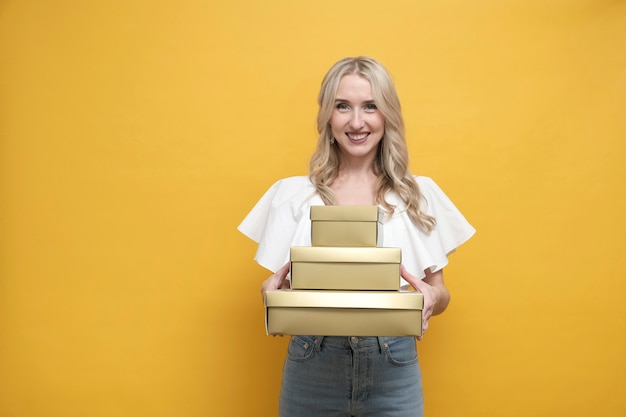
[261,262,291,302]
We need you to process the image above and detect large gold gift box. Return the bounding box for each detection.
[265,290,423,336]
[290,246,401,290]
[310,205,382,247]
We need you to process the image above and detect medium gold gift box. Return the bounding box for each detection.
[265,290,423,336]
[310,205,382,247]
[290,246,401,291]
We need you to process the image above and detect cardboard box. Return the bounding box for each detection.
[290,246,401,290]
[310,205,382,247]
[265,290,423,336]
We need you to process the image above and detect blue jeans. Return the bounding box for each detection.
[279,336,424,417]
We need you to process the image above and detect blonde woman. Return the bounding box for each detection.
[239,57,475,417]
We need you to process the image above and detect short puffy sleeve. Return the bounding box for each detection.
[238,176,322,272]
[239,175,475,281]
[382,176,475,282]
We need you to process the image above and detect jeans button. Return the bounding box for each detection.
[350,336,358,344]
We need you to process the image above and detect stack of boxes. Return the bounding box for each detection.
[265,206,424,337]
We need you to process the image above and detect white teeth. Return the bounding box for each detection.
[348,133,368,140]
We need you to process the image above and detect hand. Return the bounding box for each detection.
[261,262,291,303]
[400,265,439,339]
[261,262,291,338]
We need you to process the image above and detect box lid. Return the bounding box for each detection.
[266,290,423,310]
[310,205,381,222]
[291,246,401,263]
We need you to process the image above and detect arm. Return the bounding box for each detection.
[400,265,451,337]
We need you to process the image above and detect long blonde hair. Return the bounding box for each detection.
[309,56,436,231]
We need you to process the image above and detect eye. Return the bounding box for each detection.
[336,102,350,111]
[364,103,377,112]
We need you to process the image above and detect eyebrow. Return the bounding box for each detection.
[334,98,376,104]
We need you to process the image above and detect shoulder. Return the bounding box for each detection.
[273,176,312,187]
[264,176,316,205]
[384,176,441,207]
[414,175,438,190]
[414,175,449,203]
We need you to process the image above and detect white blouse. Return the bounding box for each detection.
[238,176,475,284]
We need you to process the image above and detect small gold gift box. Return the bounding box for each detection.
[310,205,382,247]
[290,246,401,291]
[265,290,423,336]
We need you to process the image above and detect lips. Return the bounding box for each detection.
[347,132,369,142]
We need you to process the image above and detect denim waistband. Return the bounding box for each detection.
[315,336,410,353]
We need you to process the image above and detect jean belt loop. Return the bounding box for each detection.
[314,336,324,351]
[377,336,389,354]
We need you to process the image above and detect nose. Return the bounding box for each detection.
[349,110,365,129]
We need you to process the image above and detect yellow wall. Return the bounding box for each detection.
[1,1,625,416]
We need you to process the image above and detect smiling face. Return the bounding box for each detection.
[329,74,385,164]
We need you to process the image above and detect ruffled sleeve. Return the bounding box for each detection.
[238,176,322,272]
[382,176,475,283]
[239,175,475,281]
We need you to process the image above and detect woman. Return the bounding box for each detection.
[238,56,475,417]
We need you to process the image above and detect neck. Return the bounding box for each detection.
[337,154,377,177]
[331,160,378,206]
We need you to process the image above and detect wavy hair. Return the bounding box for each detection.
[309,56,436,231]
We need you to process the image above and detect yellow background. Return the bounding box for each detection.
[1,1,625,416]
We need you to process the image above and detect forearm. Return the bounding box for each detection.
[430,283,450,315]
[423,269,450,316]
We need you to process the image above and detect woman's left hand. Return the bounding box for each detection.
[400,265,449,339]
[261,262,291,303]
